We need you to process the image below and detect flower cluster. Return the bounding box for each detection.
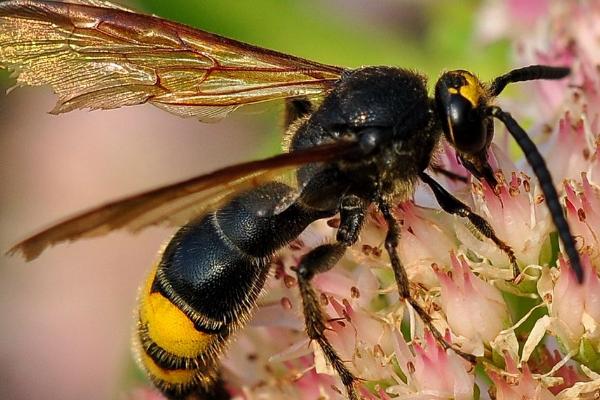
[133,0,600,399]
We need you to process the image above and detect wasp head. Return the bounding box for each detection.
[434,70,497,186]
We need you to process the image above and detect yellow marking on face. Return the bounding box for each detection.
[457,71,484,107]
[140,351,197,385]
[139,264,215,358]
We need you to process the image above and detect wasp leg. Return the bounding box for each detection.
[336,194,368,244]
[295,195,367,400]
[378,199,477,364]
[430,165,468,183]
[419,172,519,279]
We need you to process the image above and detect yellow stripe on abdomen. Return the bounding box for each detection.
[133,263,223,396]
[138,263,215,359]
[139,350,197,386]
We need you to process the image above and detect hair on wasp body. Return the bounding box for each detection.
[0,1,586,399]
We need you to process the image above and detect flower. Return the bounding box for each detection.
[434,253,510,353]
[545,114,596,185]
[536,256,600,371]
[564,173,600,266]
[456,146,553,278]
[388,330,475,400]
[487,353,556,400]
[529,347,583,395]
[396,202,458,288]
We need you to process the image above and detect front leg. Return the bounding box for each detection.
[378,199,477,363]
[419,172,519,279]
[430,165,468,183]
[295,194,368,400]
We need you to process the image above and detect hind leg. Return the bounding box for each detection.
[295,195,368,399]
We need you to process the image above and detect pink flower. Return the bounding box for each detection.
[389,330,475,400]
[549,256,600,366]
[545,114,596,185]
[434,254,510,350]
[564,173,600,266]
[475,0,549,44]
[456,146,553,275]
[396,202,458,288]
[529,348,584,395]
[487,353,556,400]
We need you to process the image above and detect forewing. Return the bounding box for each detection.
[0,0,344,121]
[8,141,357,261]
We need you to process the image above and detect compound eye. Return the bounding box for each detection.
[435,70,490,155]
[444,94,487,154]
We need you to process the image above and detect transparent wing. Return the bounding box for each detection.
[8,141,357,261]
[0,0,344,121]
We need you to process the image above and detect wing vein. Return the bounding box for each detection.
[0,0,344,121]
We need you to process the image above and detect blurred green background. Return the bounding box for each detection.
[0,1,510,399]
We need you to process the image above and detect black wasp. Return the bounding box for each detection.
[0,1,583,399]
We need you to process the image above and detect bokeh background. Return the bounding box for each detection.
[0,1,512,399]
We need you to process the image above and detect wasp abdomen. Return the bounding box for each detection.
[135,182,323,398]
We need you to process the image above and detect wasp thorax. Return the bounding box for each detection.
[434,70,490,154]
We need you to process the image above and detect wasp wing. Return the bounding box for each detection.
[8,141,357,261]
[0,0,344,121]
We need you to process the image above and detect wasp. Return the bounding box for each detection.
[0,1,584,399]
